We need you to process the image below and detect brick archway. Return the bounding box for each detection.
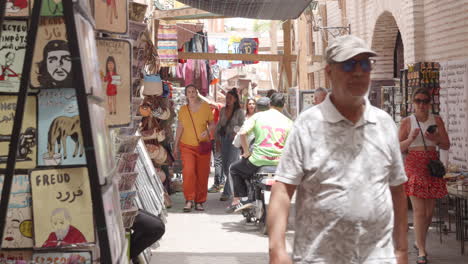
[369,11,401,107]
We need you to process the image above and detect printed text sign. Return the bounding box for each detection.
[31,167,95,248]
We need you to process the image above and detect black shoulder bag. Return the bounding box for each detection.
[415,118,446,178]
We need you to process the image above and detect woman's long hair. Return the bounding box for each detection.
[227,88,241,113]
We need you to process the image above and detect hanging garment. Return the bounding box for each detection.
[157,21,178,67]
[239,38,259,64]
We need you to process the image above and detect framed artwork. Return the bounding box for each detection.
[5,0,32,17]
[32,251,92,264]
[94,0,128,34]
[0,174,33,248]
[37,88,86,166]
[40,0,63,16]
[299,90,315,113]
[0,95,37,169]
[30,167,95,248]
[0,19,28,93]
[75,13,101,97]
[96,38,131,127]
[0,250,33,262]
[30,17,72,89]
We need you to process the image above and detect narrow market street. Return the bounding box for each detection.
[152,174,468,264]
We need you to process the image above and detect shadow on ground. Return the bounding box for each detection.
[152,252,269,263]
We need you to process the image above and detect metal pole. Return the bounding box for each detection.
[61,1,112,262]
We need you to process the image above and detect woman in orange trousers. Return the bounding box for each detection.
[174,85,215,212]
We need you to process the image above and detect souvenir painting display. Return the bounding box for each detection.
[30,167,95,248]
[0,19,27,93]
[5,0,32,17]
[96,38,131,126]
[0,95,37,169]
[37,88,86,166]
[75,13,101,96]
[30,17,72,89]
[0,174,33,248]
[40,0,63,16]
[94,0,128,34]
[32,251,92,264]
[0,250,33,263]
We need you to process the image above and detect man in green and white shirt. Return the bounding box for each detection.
[228,93,292,212]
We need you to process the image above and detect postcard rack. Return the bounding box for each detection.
[0,1,127,263]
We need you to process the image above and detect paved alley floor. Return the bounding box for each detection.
[151,177,467,264]
[150,188,294,264]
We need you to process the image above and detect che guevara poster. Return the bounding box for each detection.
[0,20,27,93]
[37,88,86,166]
[30,167,95,248]
[0,95,37,169]
[0,174,34,248]
[30,17,72,89]
[96,38,131,127]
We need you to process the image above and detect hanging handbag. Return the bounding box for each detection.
[415,118,446,178]
[187,106,211,155]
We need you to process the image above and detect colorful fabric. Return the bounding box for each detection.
[240,109,292,166]
[404,150,448,199]
[178,102,213,146]
[157,21,178,67]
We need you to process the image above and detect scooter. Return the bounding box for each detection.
[241,166,276,235]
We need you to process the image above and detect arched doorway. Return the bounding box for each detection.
[369,11,403,107]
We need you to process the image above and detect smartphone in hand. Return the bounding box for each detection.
[427,125,438,134]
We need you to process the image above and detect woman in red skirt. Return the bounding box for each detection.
[399,88,450,264]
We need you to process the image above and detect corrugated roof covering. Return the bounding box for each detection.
[176,0,313,20]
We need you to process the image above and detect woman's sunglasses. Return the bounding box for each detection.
[340,59,376,72]
[413,98,431,105]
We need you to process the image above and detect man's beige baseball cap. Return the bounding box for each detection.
[325,35,377,63]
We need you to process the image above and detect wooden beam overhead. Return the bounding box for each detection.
[178,52,298,62]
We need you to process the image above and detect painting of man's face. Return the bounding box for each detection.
[51,211,70,239]
[46,50,71,82]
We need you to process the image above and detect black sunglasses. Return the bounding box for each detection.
[413,98,431,105]
[339,58,375,72]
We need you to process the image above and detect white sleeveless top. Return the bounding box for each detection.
[409,114,437,148]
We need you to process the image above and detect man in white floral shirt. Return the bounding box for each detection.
[267,35,409,264]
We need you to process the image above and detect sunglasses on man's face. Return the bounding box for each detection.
[413,98,431,105]
[340,58,375,72]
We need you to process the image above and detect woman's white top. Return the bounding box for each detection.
[409,113,437,148]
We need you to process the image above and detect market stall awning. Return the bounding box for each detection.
[175,0,313,20]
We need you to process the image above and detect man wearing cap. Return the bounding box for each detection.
[268,35,408,264]
[37,40,73,88]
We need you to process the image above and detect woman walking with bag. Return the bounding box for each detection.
[174,85,215,212]
[399,88,450,264]
[217,88,245,202]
